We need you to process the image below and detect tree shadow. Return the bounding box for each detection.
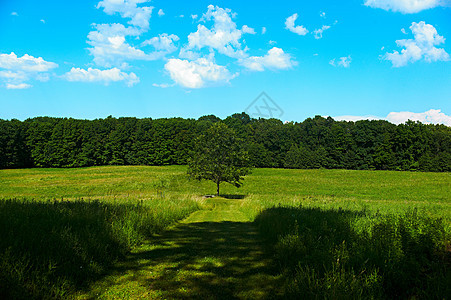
[103,221,283,299]
[0,199,135,299]
[220,194,246,199]
[254,206,451,299]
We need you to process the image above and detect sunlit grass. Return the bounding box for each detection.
[1,166,449,218]
[0,166,449,298]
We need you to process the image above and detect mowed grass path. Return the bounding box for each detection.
[77,197,282,299]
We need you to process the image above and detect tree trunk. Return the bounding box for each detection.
[216,181,220,196]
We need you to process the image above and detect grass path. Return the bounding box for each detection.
[78,197,282,299]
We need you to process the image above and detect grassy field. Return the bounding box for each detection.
[0,166,449,218]
[0,166,450,299]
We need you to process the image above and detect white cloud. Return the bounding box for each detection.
[164,57,237,88]
[383,21,449,67]
[242,25,256,34]
[0,52,58,89]
[364,0,445,13]
[87,23,159,67]
[330,55,352,68]
[40,19,46,24]
[152,83,174,88]
[269,40,277,45]
[0,52,58,72]
[11,12,18,16]
[6,83,32,89]
[285,13,308,36]
[0,70,27,81]
[183,5,255,59]
[96,0,153,31]
[240,47,297,71]
[63,67,139,87]
[191,14,198,20]
[334,109,451,126]
[313,25,331,39]
[262,27,267,34]
[141,33,179,52]
[320,11,326,18]
[401,28,407,34]
[158,9,164,17]
[387,109,451,125]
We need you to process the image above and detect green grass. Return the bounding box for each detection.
[0,197,200,299]
[1,166,449,217]
[256,206,450,299]
[0,166,450,299]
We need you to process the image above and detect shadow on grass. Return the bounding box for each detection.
[255,206,451,299]
[0,199,131,299]
[101,221,282,299]
[0,198,199,299]
[220,194,246,199]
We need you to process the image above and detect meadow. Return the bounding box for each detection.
[0,166,450,299]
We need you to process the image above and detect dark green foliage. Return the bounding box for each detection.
[255,206,450,299]
[187,122,251,195]
[0,113,450,171]
[0,198,198,299]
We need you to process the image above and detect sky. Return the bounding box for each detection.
[0,0,450,125]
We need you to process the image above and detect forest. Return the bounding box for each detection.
[0,113,450,171]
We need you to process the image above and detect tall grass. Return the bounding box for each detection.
[0,197,200,299]
[255,206,451,299]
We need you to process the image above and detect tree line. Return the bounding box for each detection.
[0,113,449,171]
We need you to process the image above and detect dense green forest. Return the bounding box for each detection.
[0,113,450,171]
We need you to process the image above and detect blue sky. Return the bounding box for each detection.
[1,0,450,125]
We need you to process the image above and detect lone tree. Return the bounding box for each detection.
[188,122,251,196]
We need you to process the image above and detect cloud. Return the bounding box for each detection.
[6,83,32,89]
[164,57,237,88]
[191,14,198,20]
[285,13,308,36]
[0,52,58,89]
[383,21,449,67]
[313,25,331,39]
[87,23,147,68]
[335,109,451,126]
[0,53,57,72]
[87,23,173,67]
[152,83,174,88]
[387,109,451,125]
[330,55,352,67]
[240,47,297,71]
[364,0,445,13]
[141,33,179,52]
[96,0,153,31]
[182,5,255,59]
[320,11,326,18]
[158,9,164,17]
[11,12,18,16]
[242,25,256,34]
[40,19,46,24]
[63,67,139,87]
[262,27,267,34]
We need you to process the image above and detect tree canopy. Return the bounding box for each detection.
[187,122,251,196]
[0,114,450,172]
